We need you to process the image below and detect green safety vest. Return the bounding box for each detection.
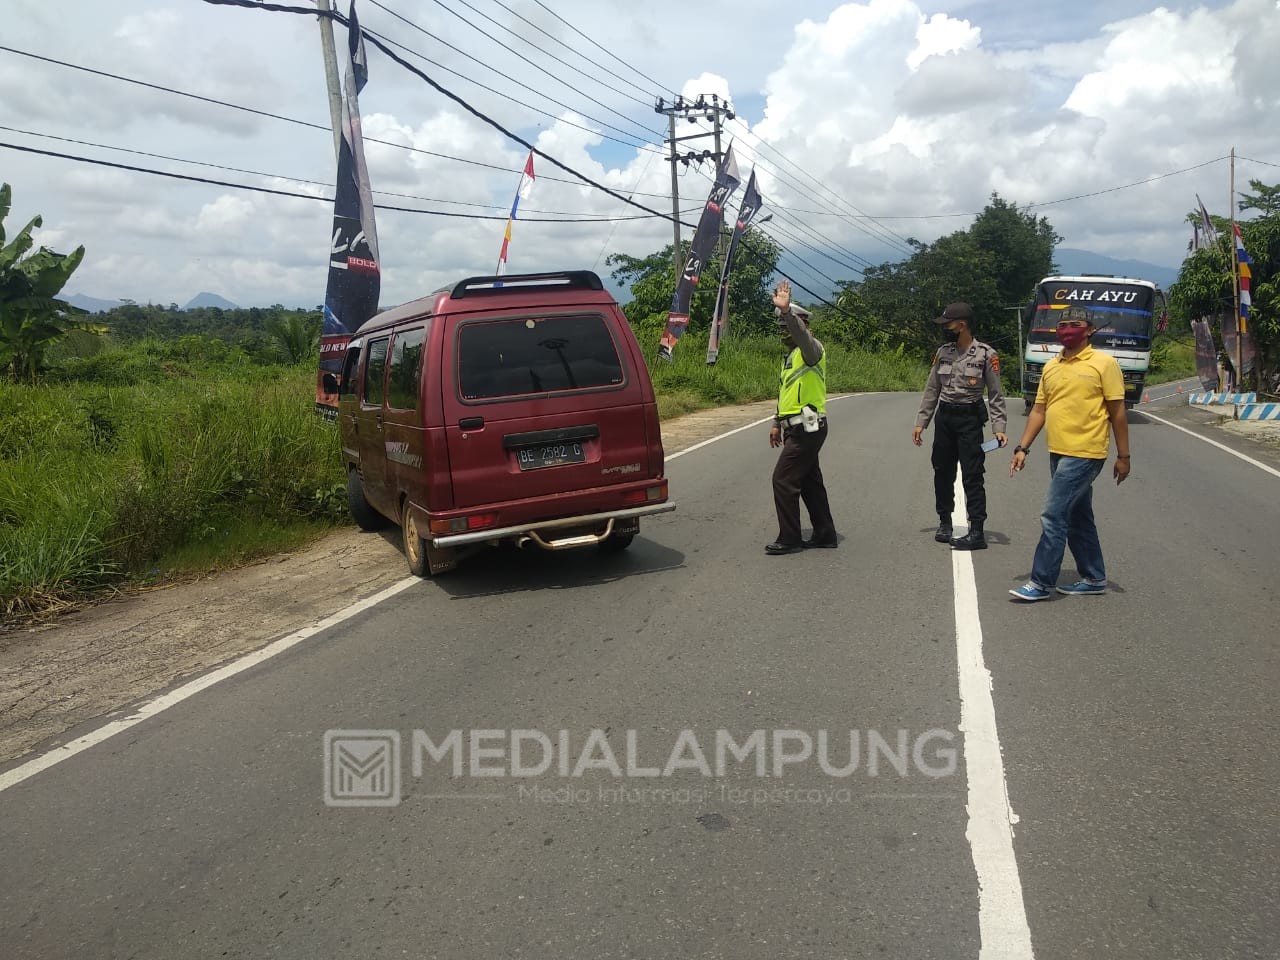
[778,347,827,417]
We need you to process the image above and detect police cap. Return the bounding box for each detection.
[934,302,974,325]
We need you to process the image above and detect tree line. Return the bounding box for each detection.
[4,177,1277,390]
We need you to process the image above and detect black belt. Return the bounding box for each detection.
[939,401,983,413]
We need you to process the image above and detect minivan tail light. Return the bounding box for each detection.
[429,517,469,534]
[622,482,667,505]
[466,513,499,530]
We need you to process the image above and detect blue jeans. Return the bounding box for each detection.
[1029,454,1107,590]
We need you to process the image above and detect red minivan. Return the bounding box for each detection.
[333,271,674,576]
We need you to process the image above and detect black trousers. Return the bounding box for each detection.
[772,422,835,545]
[932,403,987,523]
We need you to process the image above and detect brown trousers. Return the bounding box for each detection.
[772,422,835,545]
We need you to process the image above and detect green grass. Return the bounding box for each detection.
[1146,337,1196,385]
[1,334,929,618]
[647,331,929,416]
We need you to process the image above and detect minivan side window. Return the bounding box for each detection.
[339,345,362,399]
[458,314,624,400]
[363,337,390,407]
[387,327,426,411]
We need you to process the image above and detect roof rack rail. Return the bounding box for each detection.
[450,271,604,298]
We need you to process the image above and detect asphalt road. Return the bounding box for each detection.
[2,385,1277,960]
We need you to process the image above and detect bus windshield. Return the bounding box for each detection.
[1027,281,1156,349]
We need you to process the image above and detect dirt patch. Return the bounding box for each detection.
[0,400,777,766]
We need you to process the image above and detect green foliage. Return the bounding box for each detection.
[607,228,782,337]
[1170,189,1280,383]
[0,182,99,381]
[852,194,1058,363]
[0,346,345,616]
[642,329,929,419]
[265,311,322,363]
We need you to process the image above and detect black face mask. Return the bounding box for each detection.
[942,328,960,343]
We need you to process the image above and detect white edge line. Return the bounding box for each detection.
[2,394,868,792]
[951,478,1035,959]
[1139,409,1280,480]
[0,577,420,793]
[663,393,862,463]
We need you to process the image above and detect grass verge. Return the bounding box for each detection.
[1,335,928,619]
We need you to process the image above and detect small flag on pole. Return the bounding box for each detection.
[496,151,536,276]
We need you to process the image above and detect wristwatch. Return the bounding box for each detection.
[1013,444,1030,455]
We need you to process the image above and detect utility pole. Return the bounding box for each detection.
[666,112,681,281]
[654,94,736,281]
[316,0,344,163]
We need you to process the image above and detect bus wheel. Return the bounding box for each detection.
[347,469,388,531]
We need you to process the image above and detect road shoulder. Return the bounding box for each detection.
[0,400,777,766]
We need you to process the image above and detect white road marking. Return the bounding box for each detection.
[1138,409,1280,480]
[0,577,420,793]
[951,478,1036,959]
[662,393,861,463]
[2,395,867,791]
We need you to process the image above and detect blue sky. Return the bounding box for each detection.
[1,0,1276,308]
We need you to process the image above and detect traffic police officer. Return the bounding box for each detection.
[766,280,838,555]
[912,302,1007,550]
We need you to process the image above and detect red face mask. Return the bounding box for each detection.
[1056,326,1090,349]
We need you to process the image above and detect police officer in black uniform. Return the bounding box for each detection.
[912,302,1008,550]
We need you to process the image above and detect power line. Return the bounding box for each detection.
[1023,155,1228,208]
[1238,155,1280,169]
[0,141,689,223]
[0,124,703,219]
[411,0,653,110]
[365,0,663,149]
[724,118,917,257]
[528,0,679,102]
[199,0,687,225]
[483,0,660,104]
[355,25,657,152]
[0,42,678,200]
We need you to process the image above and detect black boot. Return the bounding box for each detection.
[950,522,987,550]
[934,517,953,543]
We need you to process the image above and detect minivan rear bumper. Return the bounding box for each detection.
[431,502,675,548]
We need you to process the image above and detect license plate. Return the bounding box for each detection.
[517,441,585,470]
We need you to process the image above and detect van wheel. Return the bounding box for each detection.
[347,469,387,531]
[402,507,456,578]
[598,532,635,553]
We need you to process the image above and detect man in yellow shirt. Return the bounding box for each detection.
[1007,306,1131,601]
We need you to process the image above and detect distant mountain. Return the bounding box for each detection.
[66,293,125,314]
[1053,249,1178,289]
[184,292,239,310]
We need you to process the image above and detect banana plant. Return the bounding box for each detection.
[0,182,97,381]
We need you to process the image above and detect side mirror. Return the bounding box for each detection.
[322,373,340,394]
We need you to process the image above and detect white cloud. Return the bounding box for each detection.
[2,0,1274,308]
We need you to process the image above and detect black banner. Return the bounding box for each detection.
[317,0,381,418]
[657,145,740,363]
[706,168,762,365]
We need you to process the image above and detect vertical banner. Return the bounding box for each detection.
[706,168,762,365]
[1191,316,1219,391]
[496,151,536,278]
[657,144,740,363]
[317,0,381,419]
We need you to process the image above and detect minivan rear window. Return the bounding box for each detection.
[458,314,624,400]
